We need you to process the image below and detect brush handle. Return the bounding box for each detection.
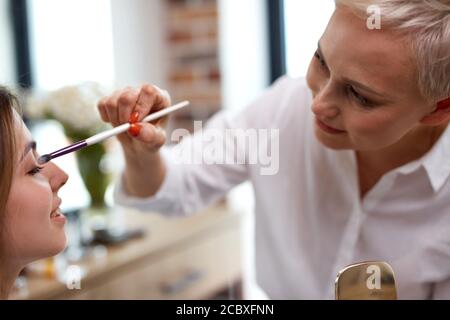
[85,100,189,146]
[40,101,190,164]
[48,140,89,160]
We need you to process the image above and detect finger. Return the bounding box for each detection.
[104,89,124,127]
[97,97,109,123]
[151,86,171,127]
[131,123,167,151]
[151,85,172,121]
[133,84,171,122]
[153,85,172,106]
[117,88,139,125]
[99,93,132,145]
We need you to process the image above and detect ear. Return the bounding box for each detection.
[420,97,450,125]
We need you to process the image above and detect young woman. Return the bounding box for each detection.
[0,87,68,299]
[99,0,450,299]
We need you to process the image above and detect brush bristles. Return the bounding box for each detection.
[38,154,52,165]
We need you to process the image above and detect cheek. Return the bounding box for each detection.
[8,177,53,221]
[345,109,418,147]
[349,112,393,134]
[5,177,65,263]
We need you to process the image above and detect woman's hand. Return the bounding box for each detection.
[98,84,171,155]
[97,84,171,198]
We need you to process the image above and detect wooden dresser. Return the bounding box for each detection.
[11,205,242,300]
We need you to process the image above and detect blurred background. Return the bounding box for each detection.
[0,0,334,300]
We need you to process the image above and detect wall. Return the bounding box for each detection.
[110,0,167,88]
[0,0,16,86]
[218,0,269,111]
[166,0,222,126]
[218,0,269,300]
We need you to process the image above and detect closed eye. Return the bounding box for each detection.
[314,50,327,68]
[28,166,44,176]
[347,85,374,108]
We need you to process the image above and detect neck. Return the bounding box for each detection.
[0,261,22,300]
[357,123,448,176]
[355,123,448,200]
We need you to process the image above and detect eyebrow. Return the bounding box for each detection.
[317,41,389,99]
[343,78,388,98]
[20,141,37,162]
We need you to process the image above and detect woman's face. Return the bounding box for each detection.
[306,5,438,151]
[4,112,68,265]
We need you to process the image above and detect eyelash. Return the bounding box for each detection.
[314,51,327,69]
[314,50,374,108]
[347,85,373,108]
[28,166,44,176]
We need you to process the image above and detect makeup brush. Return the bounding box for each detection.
[38,100,190,165]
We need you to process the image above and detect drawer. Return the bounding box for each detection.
[70,225,241,300]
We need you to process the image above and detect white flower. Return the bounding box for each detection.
[25,92,49,119]
[26,82,110,136]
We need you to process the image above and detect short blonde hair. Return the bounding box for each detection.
[335,0,450,102]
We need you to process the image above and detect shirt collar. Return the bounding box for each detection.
[396,124,450,193]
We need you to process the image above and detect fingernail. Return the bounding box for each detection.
[437,97,450,110]
[129,111,140,123]
[128,123,142,137]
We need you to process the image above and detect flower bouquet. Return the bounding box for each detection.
[26,82,111,208]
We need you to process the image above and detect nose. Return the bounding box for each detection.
[45,162,69,192]
[311,86,340,120]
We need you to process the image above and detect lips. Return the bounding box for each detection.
[316,118,346,134]
[50,198,62,217]
[50,210,61,218]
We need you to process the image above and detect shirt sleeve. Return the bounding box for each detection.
[113,76,294,216]
[113,147,186,216]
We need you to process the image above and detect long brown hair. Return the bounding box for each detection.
[0,87,18,224]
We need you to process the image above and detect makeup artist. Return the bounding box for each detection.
[98,0,450,299]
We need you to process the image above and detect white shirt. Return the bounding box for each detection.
[115,76,450,300]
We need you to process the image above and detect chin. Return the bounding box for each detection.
[314,129,352,150]
[41,232,67,258]
[51,233,68,255]
[19,234,67,266]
